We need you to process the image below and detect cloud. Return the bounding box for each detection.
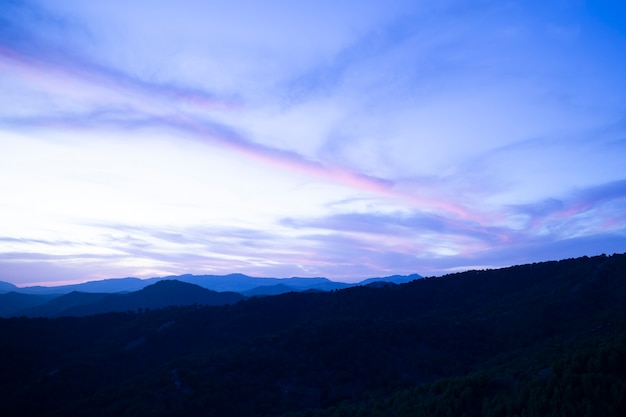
[0,0,241,129]
[0,41,236,115]
[424,234,626,276]
[277,178,626,274]
[1,0,626,285]
[509,179,626,232]
[2,0,621,223]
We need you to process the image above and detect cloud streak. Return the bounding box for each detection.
[1,0,625,285]
[0,0,236,111]
[0,34,474,221]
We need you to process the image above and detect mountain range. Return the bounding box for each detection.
[9,280,245,318]
[1,253,624,416]
[0,272,421,317]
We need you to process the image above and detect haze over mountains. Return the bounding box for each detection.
[0,272,421,318]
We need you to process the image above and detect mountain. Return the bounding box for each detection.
[0,292,55,316]
[15,277,156,295]
[171,274,351,293]
[242,283,298,296]
[0,253,624,416]
[358,273,422,286]
[3,274,361,316]
[171,273,276,292]
[273,277,351,291]
[119,279,245,310]
[0,274,421,296]
[18,280,246,317]
[0,280,18,293]
[18,291,112,317]
[4,273,418,295]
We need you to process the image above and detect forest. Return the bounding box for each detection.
[1,253,625,416]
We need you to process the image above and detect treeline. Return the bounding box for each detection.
[0,253,624,416]
[284,331,626,417]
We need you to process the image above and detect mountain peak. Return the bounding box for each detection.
[140,279,212,295]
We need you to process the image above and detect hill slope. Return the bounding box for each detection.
[0,280,18,292]
[17,280,246,317]
[0,292,55,316]
[4,273,421,296]
[0,253,624,416]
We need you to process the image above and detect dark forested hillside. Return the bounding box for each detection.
[0,253,625,416]
[2,280,246,317]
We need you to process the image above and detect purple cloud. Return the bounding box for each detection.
[1,1,625,285]
[510,179,626,232]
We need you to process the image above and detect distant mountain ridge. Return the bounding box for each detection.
[0,272,421,296]
[0,292,57,316]
[0,273,423,317]
[12,280,245,318]
[1,253,625,416]
[3,277,155,295]
[0,280,18,292]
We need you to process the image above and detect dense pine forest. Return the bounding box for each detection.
[1,253,625,416]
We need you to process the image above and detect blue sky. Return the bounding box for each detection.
[1,0,625,286]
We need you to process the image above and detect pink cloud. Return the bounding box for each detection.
[1,36,482,222]
[0,42,237,113]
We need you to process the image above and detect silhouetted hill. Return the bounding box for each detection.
[171,274,351,292]
[6,273,417,296]
[11,280,245,318]
[358,273,421,286]
[0,253,624,417]
[0,292,55,316]
[19,291,113,317]
[0,280,18,293]
[61,280,245,316]
[131,279,245,308]
[15,277,157,295]
[242,283,298,296]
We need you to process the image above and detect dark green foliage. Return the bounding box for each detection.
[0,253,625,416]
[290,333,626,417]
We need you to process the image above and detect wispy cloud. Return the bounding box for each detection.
[1,0,625,285]
[1,2,479,221]
[508,180,626,238]
[0,1,235,111]
[0,90,472,222]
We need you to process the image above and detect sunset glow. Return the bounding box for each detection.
[1,0,625,285]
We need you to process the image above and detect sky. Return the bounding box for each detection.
[1,0,626,286]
